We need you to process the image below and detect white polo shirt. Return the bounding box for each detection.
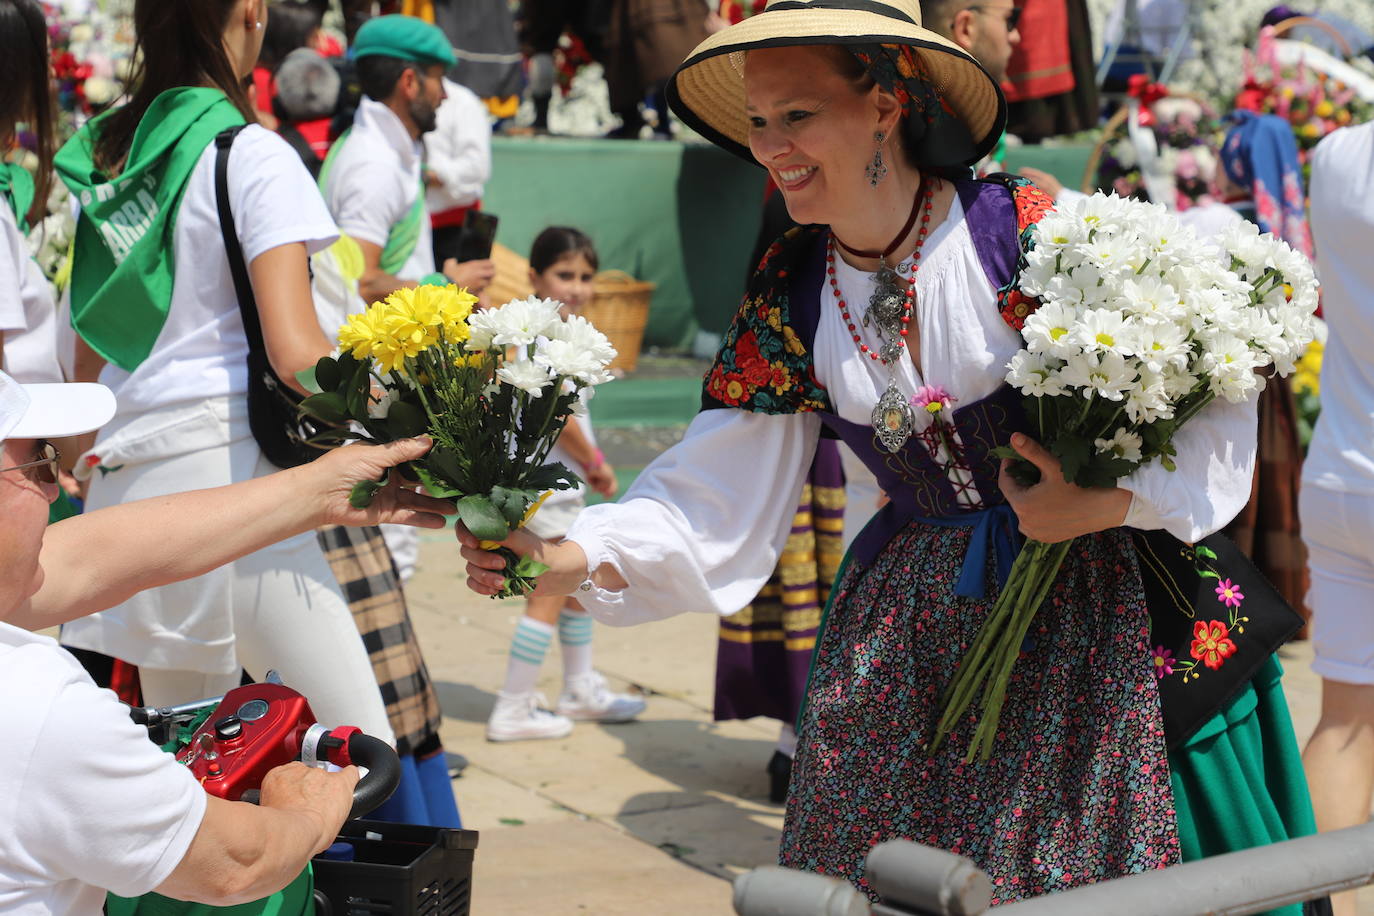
[0,623,207,915]
[323,96,435,282]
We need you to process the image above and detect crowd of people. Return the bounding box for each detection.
[4,0,1374,914]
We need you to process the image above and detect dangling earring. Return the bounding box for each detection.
[865,131,888,187]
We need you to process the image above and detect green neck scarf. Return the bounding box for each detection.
[0,163,35,233]
[55,87,245,372]
[318,127,425,276]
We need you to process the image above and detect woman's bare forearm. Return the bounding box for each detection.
[20,466,319,629]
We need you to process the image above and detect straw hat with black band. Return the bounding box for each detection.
[665,0,1007,171]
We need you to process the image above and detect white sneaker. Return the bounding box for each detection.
[486,692,574,742]
[557,672,647,723]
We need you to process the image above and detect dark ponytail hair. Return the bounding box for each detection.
[529,226,599,274]
[93,0,257,175]
[0,0,56,226]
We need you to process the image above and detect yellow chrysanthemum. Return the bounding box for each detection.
[335,285,480,374]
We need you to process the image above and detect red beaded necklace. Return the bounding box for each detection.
[827,179,937,363]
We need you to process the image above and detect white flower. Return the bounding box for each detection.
[1094,427,1144,462]
[1042,263,1108,308]
[487,296,563,347]
[1006,350,1067,397]
[1057,351,1138,402]
[1033,213,1090,248]
[1021,301,1082,359]
[496,359,555,396]
[533,338,614,385]
[547,313,617,367]
[1071,308,1132,356]
[1124,368,1173,424]
[1129,319,1191,373]
[1119,277,1183,322]
[465,309,499,351]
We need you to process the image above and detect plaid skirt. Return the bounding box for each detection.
[316,525,443,757]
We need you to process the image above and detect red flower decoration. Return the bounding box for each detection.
[1190,620,1237,671]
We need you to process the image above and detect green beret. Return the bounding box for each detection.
[352,15,456,68]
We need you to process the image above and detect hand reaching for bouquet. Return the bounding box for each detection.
[455,523,627,598]
[310,437,456,530]
[998,433,1132,543]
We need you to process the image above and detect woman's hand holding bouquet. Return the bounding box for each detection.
[931,193,1319,762]
[299,285,617,598]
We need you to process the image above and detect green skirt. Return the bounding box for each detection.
[1169,653,1317,916]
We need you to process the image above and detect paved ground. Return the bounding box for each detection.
[404,528,1372,915]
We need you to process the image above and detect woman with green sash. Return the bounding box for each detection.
[55,0,393,754]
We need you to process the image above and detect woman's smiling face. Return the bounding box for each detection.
[744,45,890,227]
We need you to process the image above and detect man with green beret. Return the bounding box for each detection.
[320,14,494,305]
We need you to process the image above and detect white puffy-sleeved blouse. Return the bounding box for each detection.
[566,195,1259,626]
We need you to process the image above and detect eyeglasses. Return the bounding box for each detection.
[965,4,1022,31]
[0,440,61,485]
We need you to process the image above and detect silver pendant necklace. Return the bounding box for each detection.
[830,179,937,452]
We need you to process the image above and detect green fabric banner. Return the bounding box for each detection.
[55,87,245,371]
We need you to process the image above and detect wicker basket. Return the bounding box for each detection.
[584,270,655,373]
[485,242,534,306]
[482,246,654,373]
[1272,16,1352,58]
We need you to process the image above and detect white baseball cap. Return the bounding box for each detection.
[0,370,116,446]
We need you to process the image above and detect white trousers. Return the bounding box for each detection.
[1301,485,1374,686]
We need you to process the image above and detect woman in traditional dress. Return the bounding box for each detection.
[459,0,1321,906]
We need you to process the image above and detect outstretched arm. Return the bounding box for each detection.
[18,438,452,630]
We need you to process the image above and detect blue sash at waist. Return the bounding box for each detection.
[852,501,1022,600]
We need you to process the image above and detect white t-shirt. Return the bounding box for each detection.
[0,204,63,384]
[0,623,206,915]
[95,125,338,420]
[1305,123,1374,494]
[324,97,434,282]
[423,79,491,214]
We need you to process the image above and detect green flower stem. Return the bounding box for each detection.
[930,543,1041,752]
[965,539,1074,762]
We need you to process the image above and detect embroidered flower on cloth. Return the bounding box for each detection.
[1215,578,1245,608]
[1151,646,1175,679]
[1190,620,1237,670]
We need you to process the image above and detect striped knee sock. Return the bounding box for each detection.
[558,608,595,682]
[501,617,555,696]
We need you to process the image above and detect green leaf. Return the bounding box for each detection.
[491,486,539,527]
[1051,434,1093,485]
[299,391,350,425]
[349,473,387,509]
[521,461,580,493]
[512,555,550,578]
[412,465,464,498]
[498,817,525,826]
[315,356,342,392]
[296,364,323,395]
[456,494,511,541]
[384,400,429,439]
[1195,546,1219,561]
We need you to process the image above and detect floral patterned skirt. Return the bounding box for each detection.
[779,522,1181,903]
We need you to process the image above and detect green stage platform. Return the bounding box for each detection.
[485,136,1093,351]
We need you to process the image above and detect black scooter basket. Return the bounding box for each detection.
[311,820,478,916]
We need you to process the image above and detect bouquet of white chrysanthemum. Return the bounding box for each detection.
[931,193,1318,762]
[299,288,616,598]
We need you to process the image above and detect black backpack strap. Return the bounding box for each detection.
[213,125,264,353]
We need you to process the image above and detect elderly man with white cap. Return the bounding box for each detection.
[0,371,450,915]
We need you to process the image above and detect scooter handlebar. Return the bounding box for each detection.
[344,733,400,820]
